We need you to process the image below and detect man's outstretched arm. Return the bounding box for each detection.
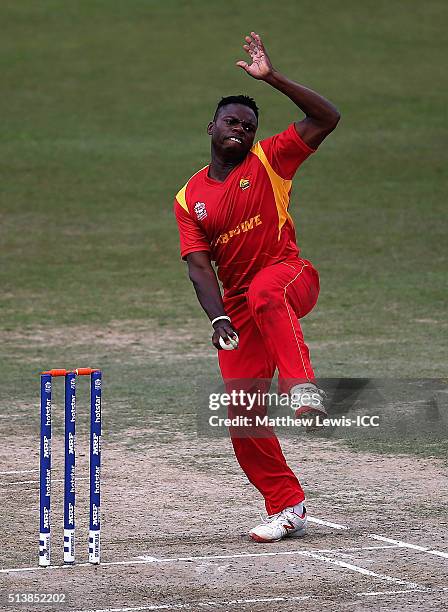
[237,32,340,149]
[186,251,238,349]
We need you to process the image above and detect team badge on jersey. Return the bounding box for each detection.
[194,201,207,221]
[239,177,251,190]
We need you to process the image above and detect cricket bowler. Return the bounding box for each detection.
[174,32,340,542]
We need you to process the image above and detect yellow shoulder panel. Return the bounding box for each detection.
[251,142,293,240]
[175,183,189,212]
[175,165,208,213]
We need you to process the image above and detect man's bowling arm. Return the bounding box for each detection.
[186,251,237,350]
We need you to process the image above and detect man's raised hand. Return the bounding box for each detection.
[236,32,274,80]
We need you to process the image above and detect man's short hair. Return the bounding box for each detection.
[214,95,259,121]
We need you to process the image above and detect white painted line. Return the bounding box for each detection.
[137,550,316,564]
[135,544,397,564]
[356,589,426,596]
[0,477,88,487]
[0,479,53,486]
[313,545,398,553]
[369,535,427,552]
[75,605,184,612]
[0,544,400,575]
[0,564,76,574]
[369,534,448,560]
[136,543,397,565]
[297,550,422,589]
[67,586,444,612]
[307,516,349,530]
[72,596,312,612]
[0,469,38,475]
[0,479,54,486]
[429,550,448,559]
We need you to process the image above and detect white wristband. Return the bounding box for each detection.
[211,315,231,327]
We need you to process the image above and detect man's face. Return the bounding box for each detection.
[207,103,258,160]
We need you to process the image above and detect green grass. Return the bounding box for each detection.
[344,437,448,462]
[1,0,447,457]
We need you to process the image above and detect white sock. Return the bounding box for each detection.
[287,502,305,516]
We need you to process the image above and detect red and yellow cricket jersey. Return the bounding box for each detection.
[174,123,315,296]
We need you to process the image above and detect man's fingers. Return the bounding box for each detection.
[245,35,257,52]
[236,61,249,70]
[212,330,223,349]
[252,33,265,52]
[212,330,232,350]
[242,42,256,63]
[211,324,239,350]
[246,32,262,49]
[217,329,239,350]
[219,326,237,340]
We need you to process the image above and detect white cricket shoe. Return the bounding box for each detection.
[290,383,327,431]
[249,506,307,543]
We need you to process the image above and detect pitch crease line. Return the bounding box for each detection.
[136,544,398,564]
[0,469,38,475]
[297,550,422,589]
[72,596,313,612]
[0,545,397,574]
[0,546,400,575]
[356,589,427,596]
[307,516,349,530]
[0,477,88,486]
[369,534,448,559]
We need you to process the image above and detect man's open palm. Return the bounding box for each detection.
[236,32,273,80]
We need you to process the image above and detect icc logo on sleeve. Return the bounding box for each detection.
[194,202,207,221]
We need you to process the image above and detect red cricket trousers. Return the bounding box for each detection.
[218,257,320,514]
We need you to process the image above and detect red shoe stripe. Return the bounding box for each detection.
[294,512,306,520]
[250,533,279,543]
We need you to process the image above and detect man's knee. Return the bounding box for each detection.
[247,282,283,315]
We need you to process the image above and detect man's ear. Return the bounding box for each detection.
[207,121,214,136]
